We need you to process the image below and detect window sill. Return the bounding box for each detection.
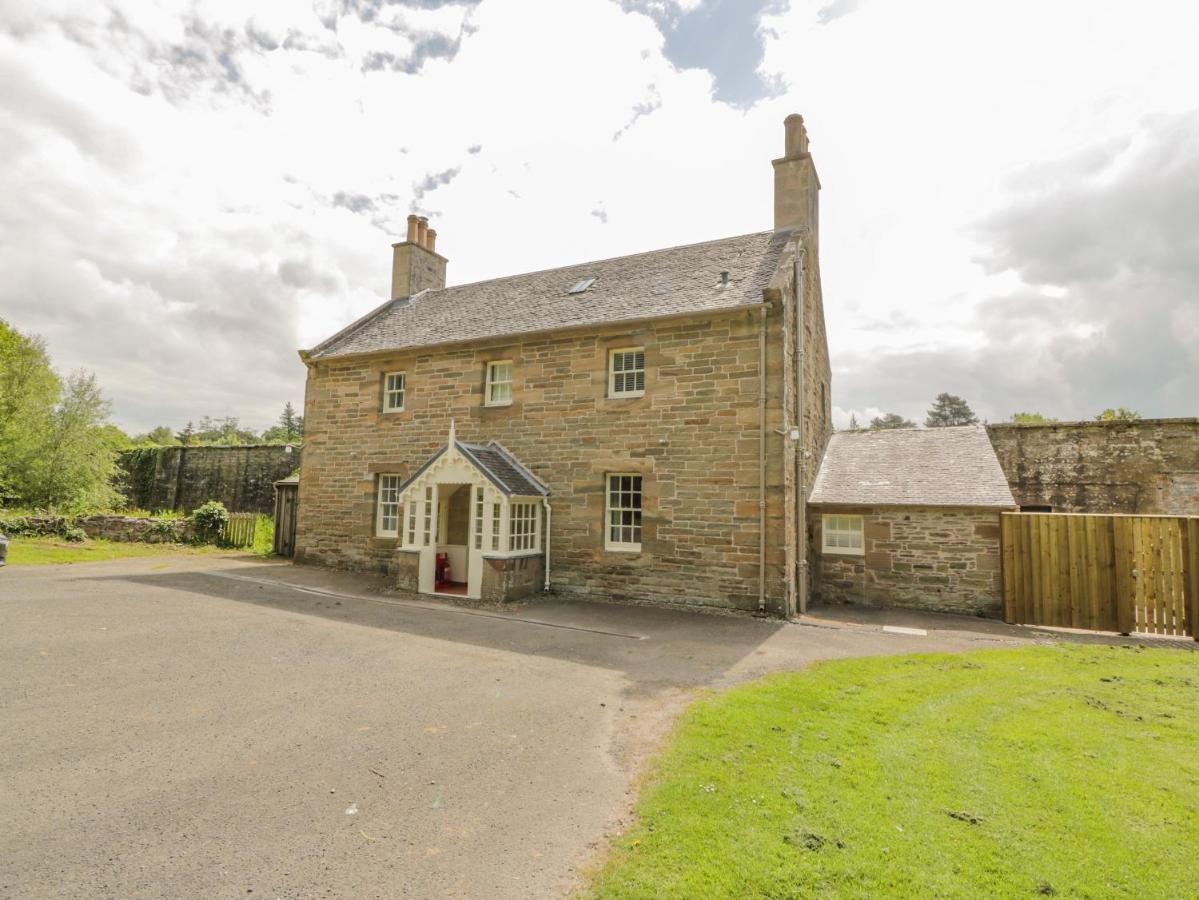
[483,549,543,560]
[607,392,645,400]
[822,548,864,557]
[381,408,406,415]
[604,545,642,554]
[483,400,514,408]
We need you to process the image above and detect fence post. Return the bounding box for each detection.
[1112,518,1135,635]
[1183,518,1199,641]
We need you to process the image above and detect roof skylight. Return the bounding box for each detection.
[567,277,596,295]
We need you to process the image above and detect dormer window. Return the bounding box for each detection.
[485,360,513,406]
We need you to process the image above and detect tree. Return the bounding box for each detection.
[846,413,861,432]
[1095,407,1140,422]
[925,393,979,427]
[14,370,122,510]
[134,425,179,446]
[1011,412,1058,424]
[195,415,259,445]
[177,421,196,445]
[869,413,916,430]
[262,402,304,443]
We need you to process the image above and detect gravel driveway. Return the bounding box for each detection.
[0,555,1029,898]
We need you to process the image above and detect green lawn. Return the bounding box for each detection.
[587,645,1199,899]
[3,535,235,566]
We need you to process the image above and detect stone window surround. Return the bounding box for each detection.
[382,371,406,412]
[484,359,514,407]
[605,472,643,552]
[822,513,864,555]
[376,474,402,538]
[607,347,646,398]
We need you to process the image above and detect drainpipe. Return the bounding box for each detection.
[758,305,768,614]
[542,498,552,591]
[795,246,810,615]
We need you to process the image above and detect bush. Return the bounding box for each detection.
[190,501,229,544]
[147,518,181,541]
[61,526,87,543]
[252,515,275,557]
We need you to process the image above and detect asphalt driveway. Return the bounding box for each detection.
[1,555,1034,898]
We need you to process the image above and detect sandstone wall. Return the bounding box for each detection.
[810,505,1004,616]
[297,308,792,614]
[987,419,1199,514]
[119,445,301,514]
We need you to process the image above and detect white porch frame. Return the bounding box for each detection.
[397,426,546,600]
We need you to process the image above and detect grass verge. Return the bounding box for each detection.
[586,644,1199,899]
[4,535,234,566]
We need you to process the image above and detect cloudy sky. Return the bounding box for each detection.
[2,0,1196,434]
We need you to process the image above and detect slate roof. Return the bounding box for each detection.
[808,426,1016,508]
[308,230,789,359]
[458,442,548,496]
[398,440,548,497]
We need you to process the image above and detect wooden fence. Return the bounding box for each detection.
[1001,512,1199,638]
[221,512,258,549]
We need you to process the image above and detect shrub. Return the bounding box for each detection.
[190,501,229,544]
[252,514,275,557]
[147,518,181,541]
[61,526,87,543]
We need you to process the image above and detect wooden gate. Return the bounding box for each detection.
[1001,513,1199,638]
[222,512,257,549]
[273,478,299,558]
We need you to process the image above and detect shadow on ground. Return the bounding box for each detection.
[77,561,789,695]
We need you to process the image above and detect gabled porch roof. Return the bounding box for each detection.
[398,433,548,498]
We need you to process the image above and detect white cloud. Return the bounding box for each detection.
[0,0,1196,434]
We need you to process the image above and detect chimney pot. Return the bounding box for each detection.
[773,113,819,233]
[784,113,808,159]
[426,228,437,254]
[406,214,419,243]
[416,216,429,248]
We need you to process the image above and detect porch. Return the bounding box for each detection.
[393,425,549,603]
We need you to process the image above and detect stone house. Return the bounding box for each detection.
[295,115,832,615]
[808,426,1017,615]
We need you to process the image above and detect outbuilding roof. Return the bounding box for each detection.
[307,230,789,360]
[808,426,1016,509]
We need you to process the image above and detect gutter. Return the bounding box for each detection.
[795,246,809,616]
[543,498,552,592]
[758,305,768,614]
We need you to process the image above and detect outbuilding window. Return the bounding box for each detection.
[376,474,401,537]
[608,348,645,398]
[383,372,406,412]
[606,474,642,551]
[822,514,864,555]
[485,360,513,406]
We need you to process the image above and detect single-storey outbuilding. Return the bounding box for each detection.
[808,425,1017,616]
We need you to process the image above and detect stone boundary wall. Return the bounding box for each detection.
[0,514,195,543]
[986,418,1199,514]
[809,505,1005,616]
[119,445,301,514]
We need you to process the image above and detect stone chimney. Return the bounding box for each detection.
[391,213,447,299]
[772,114,820,235]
